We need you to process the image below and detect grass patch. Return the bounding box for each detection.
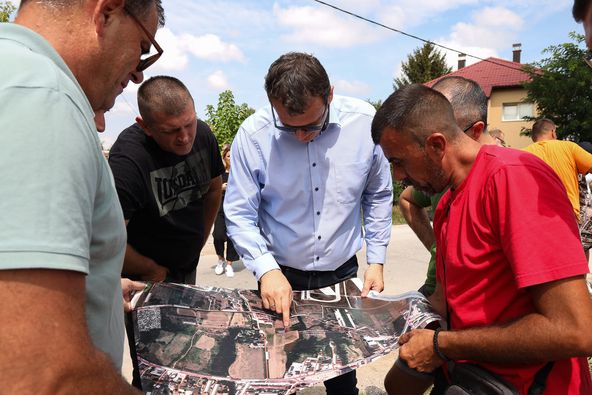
[392,205,406,225]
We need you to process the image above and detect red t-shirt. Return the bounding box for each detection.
[434,145,591,394]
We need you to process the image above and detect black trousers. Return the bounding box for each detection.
[213,211,239,261]
[279,255,360,395]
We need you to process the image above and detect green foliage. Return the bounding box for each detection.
[392,205,406,225]
[367,99,383,111]
[394,42,452,90]
[0,0,16,22]
[523,32,592,141]
[205,90,255,147]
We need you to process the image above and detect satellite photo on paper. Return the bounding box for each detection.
[132,278,441,394]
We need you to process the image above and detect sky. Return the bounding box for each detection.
[12,0,584,147]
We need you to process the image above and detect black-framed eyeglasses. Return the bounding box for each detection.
[462,121,482,134]
[270,102,330,134]
[124,7,163,72]
[584,51,592,69]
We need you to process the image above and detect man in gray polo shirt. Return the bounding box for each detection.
[0,0,165,392]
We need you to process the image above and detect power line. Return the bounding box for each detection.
[311,0,528,73]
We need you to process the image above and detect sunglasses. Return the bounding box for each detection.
[125,7,163,72]
[271,102,330,134]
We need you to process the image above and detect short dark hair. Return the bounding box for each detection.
[137,76,194,124]
[20,0,165,27]
[127,0,165,27]
[573,0,591,22]
[432,76,487,131]
[371,84,460,145]
[531,118,556,141]
[264,52,331,115]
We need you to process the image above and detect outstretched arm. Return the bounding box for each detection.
[361,144,393,295]
[399,186,435,251]
[399,276,592,372]
[0,269,140,393]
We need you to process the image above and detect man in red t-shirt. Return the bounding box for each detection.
[372,84,592,394]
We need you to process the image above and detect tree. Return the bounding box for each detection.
[393,42,452,90]
[205,90,255,147]
[523,32,592,141]
[1,0,16,22]
[367,99,382,111]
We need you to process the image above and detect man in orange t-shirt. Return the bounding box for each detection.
[524,118,592,220]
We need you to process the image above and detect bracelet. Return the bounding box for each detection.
[433,327,452,362]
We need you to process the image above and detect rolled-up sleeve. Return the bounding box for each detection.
[224,127,279,280]
[362,144,393,264]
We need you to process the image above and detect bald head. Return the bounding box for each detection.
[531,118,557,142]
[371,83,460,145]
[19,0,165,26]
[432,76,487,132]
[137,76,194,125]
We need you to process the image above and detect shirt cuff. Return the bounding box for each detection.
[247,252,280,281]
[366,245,387,265]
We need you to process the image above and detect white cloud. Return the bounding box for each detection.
[379,0,478,30]
[152,28,190,71]
[435,6,523,68]
[333,79,372,97]
[273,3,383,48]
[149,27,245,72]
[207,70,230,91]
[474,7,523,30]
[180,33,245,62]
[109,100,136,116]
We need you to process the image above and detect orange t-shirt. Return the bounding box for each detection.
[524,140,592,218]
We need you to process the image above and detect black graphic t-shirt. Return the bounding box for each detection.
[109,120,224,279]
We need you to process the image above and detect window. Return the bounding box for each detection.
[502,102,534,121]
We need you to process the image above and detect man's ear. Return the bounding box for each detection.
[136,116,152,137]
[327,86,334,105]
[93,0,126,37]
[469,121,485,142]
[425,133,446,160]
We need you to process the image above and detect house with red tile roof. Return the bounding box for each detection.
[425,45,536,148]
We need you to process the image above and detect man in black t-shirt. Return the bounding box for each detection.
[109,76,224,388]
[110,76,224,284]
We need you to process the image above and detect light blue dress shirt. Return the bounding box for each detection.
[224,95,393,280]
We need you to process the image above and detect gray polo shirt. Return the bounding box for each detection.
[0,23,127,369]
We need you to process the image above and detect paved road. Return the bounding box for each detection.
[122,224,432,394]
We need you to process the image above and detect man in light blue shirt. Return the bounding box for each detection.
[224,52,393,395]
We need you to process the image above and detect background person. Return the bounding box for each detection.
[488,128,507,147]
[213,144,239,277]
[523,118,592,257]
[224,52,393,395]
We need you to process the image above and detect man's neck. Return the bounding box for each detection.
[447,136,483,190]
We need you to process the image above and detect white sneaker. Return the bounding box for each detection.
[225,264,235,277]
[215,260,225,275]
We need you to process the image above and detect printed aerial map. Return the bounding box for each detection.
[131,278,441,394]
